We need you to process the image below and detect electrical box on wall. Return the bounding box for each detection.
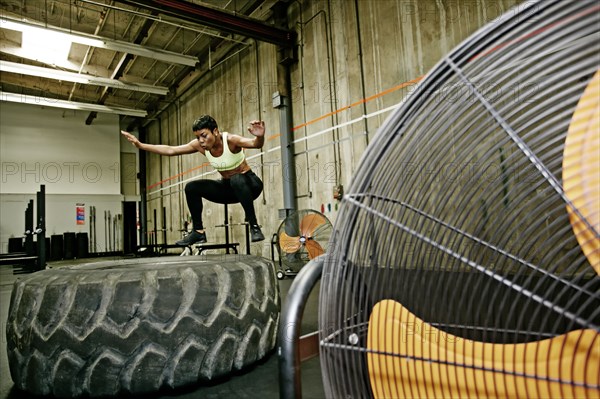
[333,185,343,200]
[272,91,283,108]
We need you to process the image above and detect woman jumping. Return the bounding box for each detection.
[121,115,265,245]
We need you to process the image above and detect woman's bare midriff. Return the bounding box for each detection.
[219,160,251,179]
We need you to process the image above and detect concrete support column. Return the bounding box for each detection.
[273,2,299,218]
[273,92,297,216]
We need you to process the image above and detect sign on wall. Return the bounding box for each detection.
[76,203,85,225]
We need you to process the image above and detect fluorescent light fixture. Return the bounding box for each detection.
[0,90,147,118]
[1,60,169,95]
[22,26,72,65]
[0,17,199,67]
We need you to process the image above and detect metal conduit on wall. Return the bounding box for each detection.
[297,8,341,191]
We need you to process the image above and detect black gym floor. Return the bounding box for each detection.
[0,258,325,399]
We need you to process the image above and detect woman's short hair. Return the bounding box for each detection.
[192,115,218,132]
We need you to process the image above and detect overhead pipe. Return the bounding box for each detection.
[79,0,248,44]
[115,0,296,47]
[125,0,282,130]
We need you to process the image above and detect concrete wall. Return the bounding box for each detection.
[141,41,283,256]
[137,0,523,255]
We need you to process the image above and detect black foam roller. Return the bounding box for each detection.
[8,237,23,253]
[50,235,64,261]
[63,232,76,260]
[76,233,89,258]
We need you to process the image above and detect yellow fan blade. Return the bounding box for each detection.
[300,213,327,237]
[279,232,301,253]
[367,299,599,399]
[563,69,600,274]
[305,239,325,259]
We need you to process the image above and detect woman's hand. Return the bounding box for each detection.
[121,130,142,148]
[247,120,265,137]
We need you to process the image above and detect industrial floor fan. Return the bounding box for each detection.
[316,1,599,398]
[276,210,332,279]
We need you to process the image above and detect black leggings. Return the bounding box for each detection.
[184,170,263,230]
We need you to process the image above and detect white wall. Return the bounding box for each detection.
[0,101,124,253]
[1,102,120,194]
[0,194,123,253]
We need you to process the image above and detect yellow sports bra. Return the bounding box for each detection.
[204,132,245,171]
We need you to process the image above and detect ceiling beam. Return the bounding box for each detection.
[0,61,169,95]
[86,15,158,125]
[115,0,296,47]
[1,73,148,109]
[0,91,147,117]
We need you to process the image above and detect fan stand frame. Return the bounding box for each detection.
[270,233,302,280]
[277,256,325,398]
[273,210,332,279]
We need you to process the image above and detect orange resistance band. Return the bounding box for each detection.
[146,76,424,191]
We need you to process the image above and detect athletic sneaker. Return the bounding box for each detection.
[250,225,265,242]
[176,230,207,246]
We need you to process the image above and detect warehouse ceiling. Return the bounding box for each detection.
[0,0,293,127]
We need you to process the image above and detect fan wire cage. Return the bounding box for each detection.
[319,1,599,398]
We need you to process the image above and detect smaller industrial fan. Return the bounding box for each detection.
[275,209,332,279]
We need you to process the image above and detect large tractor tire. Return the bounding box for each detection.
[6,255,280,397]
